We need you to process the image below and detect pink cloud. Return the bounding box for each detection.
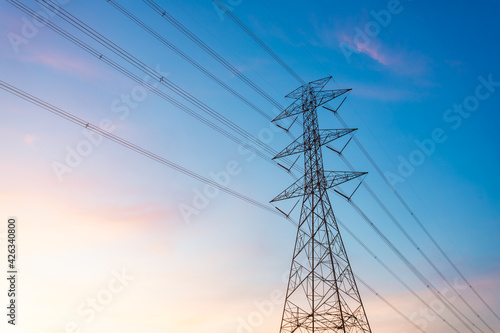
[337,31,394,67]
[314,18,431,77]
[348,36,430,76]
[84,202,173,228]
[356,45,389,65]
[24,134,39,146]
[356,41,389,65]
[0,20,115,81]
[26,50,100,78]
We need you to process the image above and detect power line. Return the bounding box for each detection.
[254,9,494,315]
[6,0,296,175]
[91,8,464,324]
[338,155,495,333]
[9,0,494,326]
[150,1,491,327]
[1,77,427,332]
[106,0,300,146]
[283,217,430,333]
[34,0,299,170]
[3,1,492,330]
[106,0,273,122]
[272,79,373,333]
[145,0,489,328]
[0,78,281,217]
[353,273,427,333]
[213,0,305,85]
[334,111,500,323]
[348,199,479,333]
[211,1,499,327]
[337,217,461,333]
[142,0,286,111]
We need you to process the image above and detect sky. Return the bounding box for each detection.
[0,0,499,333]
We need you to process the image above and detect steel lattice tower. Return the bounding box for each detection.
[271,77,372,333]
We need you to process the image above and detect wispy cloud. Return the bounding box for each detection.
[337,32,389,65]
[358,44,388,65]
[24,133,40,147]
[313,16,431,78]
[0,9,110,80]
[339,31,430,76]
[24,50,102,78]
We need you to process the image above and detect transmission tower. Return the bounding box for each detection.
[271,77,372,333]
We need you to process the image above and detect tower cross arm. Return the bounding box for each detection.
[270,175,306,202]
[314,89,351,107]
[272,98,304,122]
[273,129,357,159]
[273,88,351,122]
[324,171,367,190]
[270,171,367,202]
[285,76,333,99]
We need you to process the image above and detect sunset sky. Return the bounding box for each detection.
[0,0,499,333]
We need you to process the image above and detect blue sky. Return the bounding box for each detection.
[0,0,499,333]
